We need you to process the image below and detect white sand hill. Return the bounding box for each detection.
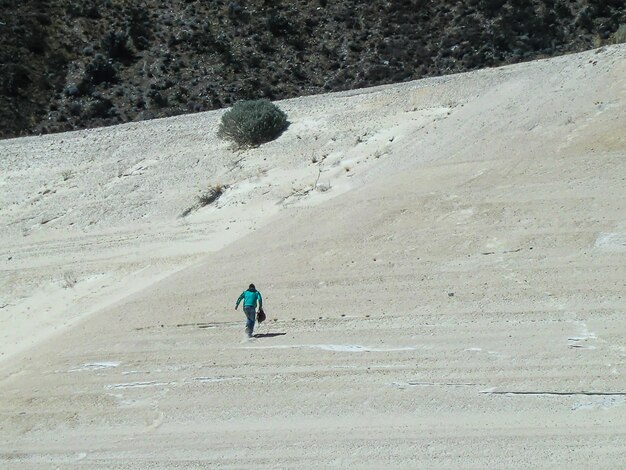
[1,45,625,468]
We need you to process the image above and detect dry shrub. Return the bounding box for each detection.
[218,99,288,148]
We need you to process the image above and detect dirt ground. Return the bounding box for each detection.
[1,45,625,468]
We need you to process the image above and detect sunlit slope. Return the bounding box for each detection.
[0,46,624,468]
[106,46,626,329]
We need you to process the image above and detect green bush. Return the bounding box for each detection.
[218,99,288,148]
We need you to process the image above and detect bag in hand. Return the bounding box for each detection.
[257,307,266,323]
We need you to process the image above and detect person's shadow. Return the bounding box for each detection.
[253,332,287,338]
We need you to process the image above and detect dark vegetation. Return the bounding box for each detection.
[181,184,225,217]
[0,0,624,139]
[218,99,288,148]
[197,185,224,207]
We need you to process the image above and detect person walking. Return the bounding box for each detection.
[235,283,263,338]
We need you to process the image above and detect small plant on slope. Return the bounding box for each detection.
[197,184,224,207]
[181,184,225,217]
[218,99,288,148]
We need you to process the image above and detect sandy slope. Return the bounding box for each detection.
[0,45,625,468]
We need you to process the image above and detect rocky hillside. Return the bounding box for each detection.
[1,0,624,139]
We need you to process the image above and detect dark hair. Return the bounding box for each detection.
[249,283,256,290]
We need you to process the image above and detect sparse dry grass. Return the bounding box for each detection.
[181,184,226,217]
[197,184,224,207]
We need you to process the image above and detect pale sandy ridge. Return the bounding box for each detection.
[0,46,625,468]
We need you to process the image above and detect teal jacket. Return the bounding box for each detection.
[236,289,262,309]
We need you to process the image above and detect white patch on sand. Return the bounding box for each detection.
[241,344,416,352]
[317,344,415,352]
[105,381,173,389]
[146,410,165,431]
[69,361,120,372]
[572,395,626,411]
[568,321,597,349]
[393,381,476,389]
[594,232,626,251]
[190,376,243,383]
[464,348,506,358]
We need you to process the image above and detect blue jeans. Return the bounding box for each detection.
[243,306,256,336]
